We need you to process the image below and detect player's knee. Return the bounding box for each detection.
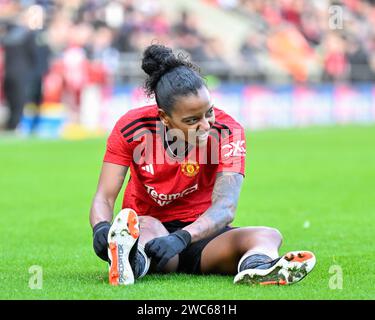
[260,227,283,246]
[139,215,168,237]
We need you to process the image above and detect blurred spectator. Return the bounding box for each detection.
[346,37,375,82]
[0,18,38,130]
[280,0,303,28]
[27,27,51,133]
[113,6,143,53]
[204,37,228,65]
[26,4,52,133]
[61,22,93,122]
[0,46,4,108]
[299,3,323,46]
[173,10,200,38]
[267,24,317,82]
[322,32,348,82]
[173,11,208,63]
[89,25,119,76]
[368,35,375,77]
[240,32,267,80]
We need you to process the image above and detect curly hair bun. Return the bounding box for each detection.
[142,45,175,75]
[140,44,204,115]
[142,44,194,94]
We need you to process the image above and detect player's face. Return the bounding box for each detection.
[159,86,215,146]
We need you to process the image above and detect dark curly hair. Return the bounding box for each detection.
[141,44,206,116]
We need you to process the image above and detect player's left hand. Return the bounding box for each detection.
[145,230,191,271]
[93,221,111,261]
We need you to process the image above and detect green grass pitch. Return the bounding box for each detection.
[0,125,374,299]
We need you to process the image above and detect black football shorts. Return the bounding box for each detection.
[162,220,236,274]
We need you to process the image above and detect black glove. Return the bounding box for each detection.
[145,230,191,271]
[93,221,111,261]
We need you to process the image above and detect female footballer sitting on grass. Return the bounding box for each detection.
[89,44,316,286]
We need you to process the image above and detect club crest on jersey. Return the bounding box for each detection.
[181,161,200,177]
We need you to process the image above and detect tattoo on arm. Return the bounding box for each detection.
[183,172,244,242]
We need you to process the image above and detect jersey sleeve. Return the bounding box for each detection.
[216,121,246,176]
[103,118,134,167]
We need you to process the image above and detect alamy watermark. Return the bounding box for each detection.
[328,264,343,290]
[26,5,45,30]
[328,5,344,30]
[129,127,245,166]
[29,265,43,290]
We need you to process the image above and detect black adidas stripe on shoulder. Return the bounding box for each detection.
[213,121,232,135]
[126,129,158,143]
[120,116,161,142]
[123,123,159,138]
[120,116,160,134]
[211,126,231,138]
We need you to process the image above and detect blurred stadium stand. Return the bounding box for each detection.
[0,0,375,137]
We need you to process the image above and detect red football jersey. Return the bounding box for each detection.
[103,104,246,223]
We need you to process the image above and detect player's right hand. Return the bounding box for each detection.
[145,230,191,271]
[93,221,111,261]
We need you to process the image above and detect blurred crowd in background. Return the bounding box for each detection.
[1,0,375,131]
[206,0,375,82]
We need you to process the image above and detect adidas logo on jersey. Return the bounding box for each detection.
[141,164,154,175]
